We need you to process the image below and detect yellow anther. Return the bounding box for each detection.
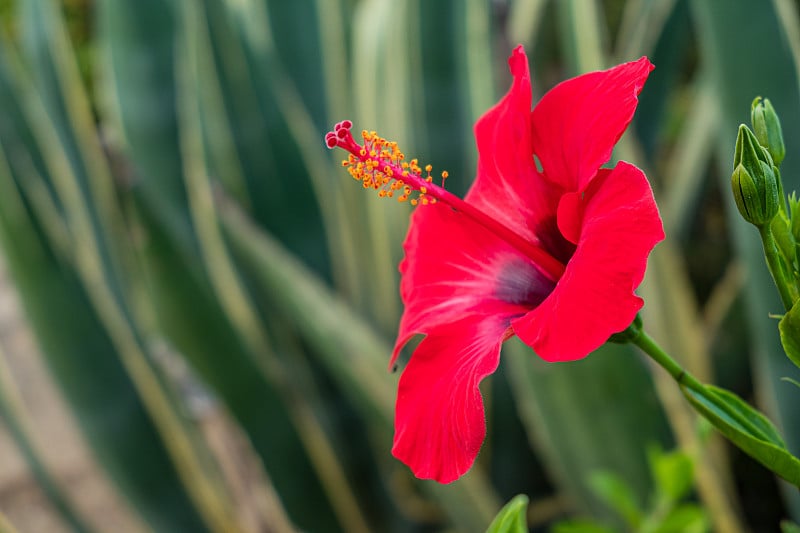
[335,126,450,208]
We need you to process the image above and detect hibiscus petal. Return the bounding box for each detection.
[530,57,653,192]
[468,45,566,253]
[392,316,508,483]
[511,162,664,362]
[392,202,546,368]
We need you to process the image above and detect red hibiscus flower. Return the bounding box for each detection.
[325,45,664,483]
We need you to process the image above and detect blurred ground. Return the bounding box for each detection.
[0,254,145,533]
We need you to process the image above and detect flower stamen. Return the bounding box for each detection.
[325,120,567,282]
[326,121,440,206]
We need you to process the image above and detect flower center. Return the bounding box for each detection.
[495,257,556,308]
[325,121,567,283]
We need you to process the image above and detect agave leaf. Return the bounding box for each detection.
[179,7,372,528]
[0,115,209,533]
[14,1,259,529]
[0,12,221,526]
[97,0,351,528]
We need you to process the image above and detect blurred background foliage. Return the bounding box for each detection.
[0,0,799,531]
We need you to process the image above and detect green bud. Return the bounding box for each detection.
[732,125,779,226]
[752,97,785,167]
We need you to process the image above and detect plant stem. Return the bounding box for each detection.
[758,223,795,311]
[633,330,771,443]
[633,330,706,394]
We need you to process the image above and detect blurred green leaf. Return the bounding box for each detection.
[551,520,617,533]
[7,1,254,529]
[782,520,800,533]
[96,0,352,528]
[130,191,334,531]
[485,494,528,533]
[651,504,708,533]
[0,53,211,533]
[588,471,643,527]
[648,447,694,503]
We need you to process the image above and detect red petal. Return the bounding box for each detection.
[511,162,664,361]
[392,316,508,483]
[392,202,542,367]
[468,45,566,251]
[530,57,653,192]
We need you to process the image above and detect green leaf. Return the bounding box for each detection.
[778,300,800,370]
[587,471,642,527]
[551,520,617,533]
[683,384,800,485]
[649,447,695,503]
[484,494,528,533]
[781,520,800,533]
[652,504,708,533]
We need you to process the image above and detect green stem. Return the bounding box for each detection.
[633,330,772,443]
[633,330,706,394]
[758,223,795,311]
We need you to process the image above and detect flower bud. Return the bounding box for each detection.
[732,125,779,226]
[752,97,785,167]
